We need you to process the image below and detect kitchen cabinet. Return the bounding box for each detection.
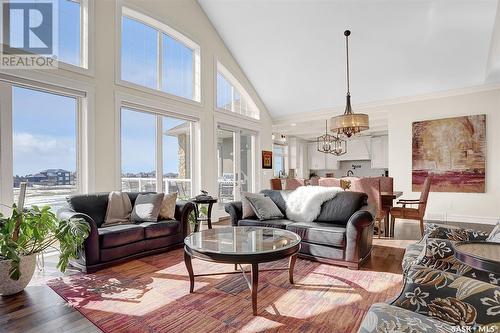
[308,143,339,170]
[338,137,371,161]
[370,136,388,169]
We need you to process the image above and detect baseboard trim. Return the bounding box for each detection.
[424,212,499,225]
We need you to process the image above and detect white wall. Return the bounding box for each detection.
[387,88,500,224]
[0,0,273,206]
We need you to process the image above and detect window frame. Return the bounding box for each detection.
[117,99,197,196]
[56,0,94,76]
[215,61,260,120]
[0,76,91,213]
[116,5,202,106]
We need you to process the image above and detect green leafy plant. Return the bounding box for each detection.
[0,205,90,280]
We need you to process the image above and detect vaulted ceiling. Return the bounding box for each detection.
[199,0,498,138]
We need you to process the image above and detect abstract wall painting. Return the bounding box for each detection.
[412,114,486,193]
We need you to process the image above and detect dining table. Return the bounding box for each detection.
[381,191,403,237]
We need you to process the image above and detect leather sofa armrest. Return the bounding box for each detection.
[57,207,100,266]
[175,200,195,238]
[224,201,242,226]
[345,210,373,263]
[391,265,500,326]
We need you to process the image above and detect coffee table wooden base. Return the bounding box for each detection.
[184,247,299,315]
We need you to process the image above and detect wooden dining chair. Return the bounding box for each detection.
[390,175,432,237]
[350,178,384,238]
[269,178,282,190]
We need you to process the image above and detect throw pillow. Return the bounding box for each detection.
[245,193,284,221]
[241,192,257,219]
[131,193,164,222]
[102,191,132,227]
[487,221,500,242]
[159,192,177,220]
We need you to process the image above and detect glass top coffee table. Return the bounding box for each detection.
[454,241,500,274]
[184,226,301,315]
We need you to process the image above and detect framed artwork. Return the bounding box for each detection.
[412,114,486,193]
[262,150,273,169]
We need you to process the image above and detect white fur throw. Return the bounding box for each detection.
[284,186,343,222]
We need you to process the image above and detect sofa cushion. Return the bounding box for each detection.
[131,193,164,222]
[245,193,284,220]
[315,191,367,224]
[358,303,454,333]
[99,224,145,248]
[259,190,289,216]
[238,218,294,229]
[140,220,180,239]
[286,222,346,247]
[67,193,109,227]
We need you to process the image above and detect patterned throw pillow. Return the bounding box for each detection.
[131,193,164,222]
[244,192,284,221]
[159,192,177,220]
[486,221,500,242]
[241,192,257,219]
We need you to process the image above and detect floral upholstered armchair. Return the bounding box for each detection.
[358,222,500,333]
[359,265,500,333]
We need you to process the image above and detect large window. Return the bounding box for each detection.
[121,8,200,101]
[59,0,82,67]
[121,107,193,198]
[12,86,79,211]
[216,62,259,120]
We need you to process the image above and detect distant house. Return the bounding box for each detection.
[26,169,74,186]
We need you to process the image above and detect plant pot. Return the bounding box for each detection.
[0,254,37,296]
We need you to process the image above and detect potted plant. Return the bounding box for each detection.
[0,204,90,296]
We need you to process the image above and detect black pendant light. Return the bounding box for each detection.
[330,30,369,138]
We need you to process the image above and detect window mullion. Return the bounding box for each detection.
[157,32,163,91]
[156,115,163,193]
[0,83,13,214]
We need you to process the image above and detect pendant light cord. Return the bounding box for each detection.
[345,30,350,95]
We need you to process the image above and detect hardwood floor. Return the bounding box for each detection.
[0,224,413,333]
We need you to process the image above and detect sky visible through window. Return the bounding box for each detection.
[12,86,77,177]
[121,109,188,176]
[58,0,81,66]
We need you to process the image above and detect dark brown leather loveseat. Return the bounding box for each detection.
[225,190,373,269]
[58,192,194,273]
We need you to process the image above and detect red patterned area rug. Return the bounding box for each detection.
[48,249,402,333]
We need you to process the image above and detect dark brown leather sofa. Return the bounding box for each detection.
[225,190,373,269]
[58,192,195,273]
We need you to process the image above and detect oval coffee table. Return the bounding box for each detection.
[184,226,301,315]
[454,241,500,274]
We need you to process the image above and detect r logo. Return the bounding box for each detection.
[2,2,53,54]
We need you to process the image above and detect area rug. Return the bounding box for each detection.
[47,249,403,333]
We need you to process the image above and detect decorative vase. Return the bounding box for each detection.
[0,254,37,296]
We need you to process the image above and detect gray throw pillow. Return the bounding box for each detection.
[487,221,500,242]
[131,193,164,222]
[241,192,257,219]
[245,193,284,221]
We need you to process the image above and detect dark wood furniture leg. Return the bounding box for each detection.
[184,249,194,293]
[193,204,200,232]
[251,263,259,315]
[207,202,213,229]
[289,254,297,284]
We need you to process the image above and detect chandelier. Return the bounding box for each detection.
[330,30,369,138]
[317,120,347,156]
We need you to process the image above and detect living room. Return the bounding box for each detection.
[0,1,499,332]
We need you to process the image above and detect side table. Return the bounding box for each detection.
[454,241,500,274]
[190,197,218,232]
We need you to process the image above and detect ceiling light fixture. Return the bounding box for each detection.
[330,30,369,138]
[317,120,347,156]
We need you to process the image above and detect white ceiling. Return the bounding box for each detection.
[199,0,498,129]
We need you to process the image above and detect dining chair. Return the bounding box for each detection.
[270,178,282,190]
[350,178,384,238]
[318,177,341,187]
[284,178,305,190]
[390,175,432,237]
